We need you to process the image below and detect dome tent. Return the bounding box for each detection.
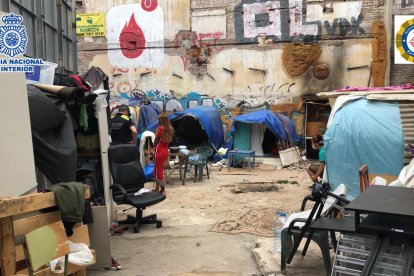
[147,106,224,150]
[228,110,299,156]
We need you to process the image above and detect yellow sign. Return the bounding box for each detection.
[76,13,106,37]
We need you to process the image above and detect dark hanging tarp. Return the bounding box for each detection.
[27,85,77,184]
[82,66,110,91]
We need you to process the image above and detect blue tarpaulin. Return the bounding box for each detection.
[325,98,404,199]
[228,110,299,150]
[144,161,154,179]
[147,106,224,150]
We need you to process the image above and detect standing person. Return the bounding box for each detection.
[306,134,325,183]
[110,105,137,145]
[153,114,174,194]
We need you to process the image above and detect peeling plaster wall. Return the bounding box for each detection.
[77,0,389,109]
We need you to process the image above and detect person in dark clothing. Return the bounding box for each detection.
[169,134,189,147]
[110,105,137,145]
[306,134,325,183]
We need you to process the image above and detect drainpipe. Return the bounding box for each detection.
[56,0,64,73]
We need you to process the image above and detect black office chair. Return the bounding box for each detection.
[108,144,166,233]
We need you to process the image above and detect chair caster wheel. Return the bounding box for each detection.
[156,222,162,228]
[133,226,140,233]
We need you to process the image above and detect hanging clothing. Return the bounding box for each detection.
[140,131,156,166]
[51,182,85,236]
[138,104,161,134]
[250,124,267,156]
[153,126,169,181]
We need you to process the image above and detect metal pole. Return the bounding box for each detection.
[210,142,224,160]
[56,0,64,73]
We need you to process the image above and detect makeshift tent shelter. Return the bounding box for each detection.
[147,106,224,150]
[325,97,405,199]
[228,110,299,156]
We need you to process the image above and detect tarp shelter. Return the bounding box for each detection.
[325,98,405,199]
[147,106,224,150]
[228,110,299,156]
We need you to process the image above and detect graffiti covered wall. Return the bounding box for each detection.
[77,0,390,112]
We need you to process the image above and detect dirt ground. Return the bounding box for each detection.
[89,161,328,276]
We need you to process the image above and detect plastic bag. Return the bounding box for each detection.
[68,241,94,266]
[50,256,65,273]
[50,241,93,272]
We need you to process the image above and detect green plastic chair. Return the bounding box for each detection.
[22,221,69,276]
[281,184,348,276]
[184,146,213,182]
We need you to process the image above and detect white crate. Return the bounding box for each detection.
[279,147,301,167]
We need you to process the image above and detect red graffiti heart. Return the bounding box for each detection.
[141,0,158,12]
[119,14,146,59]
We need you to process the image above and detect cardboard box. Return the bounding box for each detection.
[307,122,327,137]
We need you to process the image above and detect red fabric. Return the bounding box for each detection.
[335,83,413,92]
[154,126,169,180]
[71,75,90,91]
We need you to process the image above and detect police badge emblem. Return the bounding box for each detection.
[396,18,414,63]
[0,13,28,58]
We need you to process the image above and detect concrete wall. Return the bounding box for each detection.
[77,0,391,111]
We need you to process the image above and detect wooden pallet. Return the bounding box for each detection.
[0,187,95,276]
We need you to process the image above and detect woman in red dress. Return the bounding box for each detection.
[153,114,174,194]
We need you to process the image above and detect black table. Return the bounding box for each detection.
[346,185,414,236]
[344,185,414,275]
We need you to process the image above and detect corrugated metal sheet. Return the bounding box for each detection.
[399,102,414,164]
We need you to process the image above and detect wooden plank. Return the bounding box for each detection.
[0,187,90,219]
[16,226,93,266]
[14,211,61,237]
[1,216,16,275]
[366,94,414,101]
[47,222,70,258]
[15,249,95,276]
[69,225,90,247]
[72,268,87,276]
[317,89,414,99]
[25,222,69,271]
[0,192,56,219]
[16,244,25,263]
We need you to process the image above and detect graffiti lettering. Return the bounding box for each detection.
[198,32,225,50]
[174,31,223,71]
[323,15,364,37]
[234,0,364,42]
[242,1,281,39]
[289,0,318,37]
[402,0,414,7]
